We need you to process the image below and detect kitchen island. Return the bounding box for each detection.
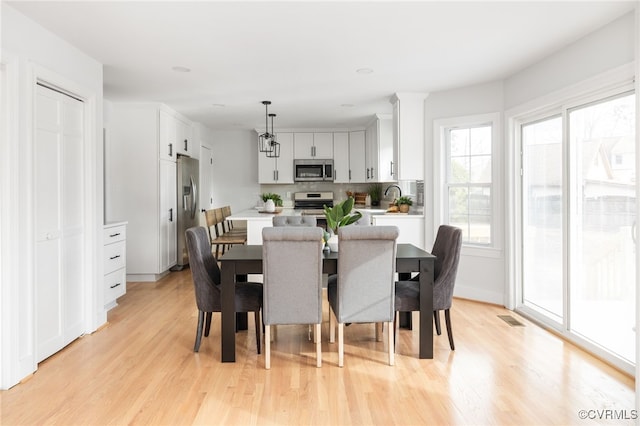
[228,206,425,248]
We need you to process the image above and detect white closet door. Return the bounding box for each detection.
[35,84,84,362]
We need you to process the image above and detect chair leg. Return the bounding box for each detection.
[254,310,261,354]
[338,323,344,367]
[375,322,383,342]
[204,312,212,337]
[194,311,205,352]
[315,323,322,367]
[444,309,455,350]
[265,325,271,369]
[329,308,336,343]
[388,321,394,366]
[393,312,397,353]
[434,310,442,335]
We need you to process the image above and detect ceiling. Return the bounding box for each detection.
[6,1,636,131]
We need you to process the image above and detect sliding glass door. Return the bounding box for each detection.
[519,90,636,369]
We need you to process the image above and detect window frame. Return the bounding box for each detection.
[434,112,502,256]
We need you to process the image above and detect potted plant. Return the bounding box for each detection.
[261,192,283,212]
[323,197,362,252]
[367,183,383,207]
[396,196,413,213]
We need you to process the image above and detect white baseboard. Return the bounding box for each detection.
[454,284,504,306]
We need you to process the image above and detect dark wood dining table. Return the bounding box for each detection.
[218,243,436,362]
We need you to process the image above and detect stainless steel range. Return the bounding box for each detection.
[294,191,333,220]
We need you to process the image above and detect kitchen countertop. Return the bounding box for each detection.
[229,207,423,220]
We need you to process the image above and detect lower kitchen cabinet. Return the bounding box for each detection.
[372,215,425,250]
[103,222,127,310]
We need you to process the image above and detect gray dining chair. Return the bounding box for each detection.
[262,226,324,369]
[395,224,462,350]
[185,226,263,354]
[272,215,317,227]
[328,225,399,367]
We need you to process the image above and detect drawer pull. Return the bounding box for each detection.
[109,255,121,260]
[109,232,121,238]
[110,282,121,289]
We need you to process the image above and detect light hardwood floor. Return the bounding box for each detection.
[1,269,634,425]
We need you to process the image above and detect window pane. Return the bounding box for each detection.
[569,93,635,363]
[450,157,469,183]
[470,125,491,155]
[468,187,491,244]
[469,155,491,183]
[522,116,563,320]
[450,128,469,156]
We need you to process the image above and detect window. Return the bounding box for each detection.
[445,123,493,245]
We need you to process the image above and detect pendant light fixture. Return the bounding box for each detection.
[266,112,280,158]
[258,101,274,153]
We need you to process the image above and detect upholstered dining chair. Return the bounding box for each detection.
[328,226,399,367]
[185,226,263,354]
[262,226,324,369]
[272,215,317,227]
[395,224,462,350]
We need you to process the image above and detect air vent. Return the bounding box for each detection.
[498,315,524,327]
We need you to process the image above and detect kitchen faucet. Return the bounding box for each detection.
[384,184,402,199]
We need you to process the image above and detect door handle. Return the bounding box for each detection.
[184,139,188,152]
[190,176,197,219]
[169,208,173,222]
[632,220,637,245]
[169,143,173,157]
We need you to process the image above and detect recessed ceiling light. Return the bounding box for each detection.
[341,103,355,108]
[172,66,191,73]
[212,103,225,108]
[356,68,373,74]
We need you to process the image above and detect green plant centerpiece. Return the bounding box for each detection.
[367,183,383,206]
[323,197,362,252]
[395,196,413,213]
[261,192,283,207]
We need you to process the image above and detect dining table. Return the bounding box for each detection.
[218,243,436,362]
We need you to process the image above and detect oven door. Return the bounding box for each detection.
[294,160,326,182]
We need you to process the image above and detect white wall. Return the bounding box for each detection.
[1,4,104,389]
[424,10,636,306]
[504,11,636,110]
[424,81,505,304]
[210,130,261,212]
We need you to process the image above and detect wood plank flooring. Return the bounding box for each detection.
[1,269,634,425]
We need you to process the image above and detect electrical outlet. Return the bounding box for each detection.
[286,191,291,198]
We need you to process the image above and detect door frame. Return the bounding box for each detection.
[0,58,102,389]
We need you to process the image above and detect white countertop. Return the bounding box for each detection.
[227,208,300,220]
[229,207,423,220]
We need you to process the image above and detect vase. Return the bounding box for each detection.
[264,199,275,212]
[327,234,339,252]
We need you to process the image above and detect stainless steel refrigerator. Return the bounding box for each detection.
[175,154,199,269]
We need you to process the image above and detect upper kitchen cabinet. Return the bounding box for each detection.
[159,110,196,160]
[365,114,395,182]
[258,132,294,183]
[390,93,428,180]
[294,132,333,159]
[334,131,366,184]
[175,117,197,159]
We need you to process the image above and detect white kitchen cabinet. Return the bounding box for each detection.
[293,132,333,159]
[103,222,127,310]
[258,132,294,183]
[105,103,180,281]
[365,114,395,182]
[349,131,367,183]
[159,110,176,161]
[333,132,350,183]
[333,131,366,184]
[175,117,197,159]
[372,214,425,250]
[390,93,427,180]
[159,160,177,271]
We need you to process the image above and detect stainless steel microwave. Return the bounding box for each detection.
[294,159,334,182]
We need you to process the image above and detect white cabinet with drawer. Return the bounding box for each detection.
[104,222,127,310]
